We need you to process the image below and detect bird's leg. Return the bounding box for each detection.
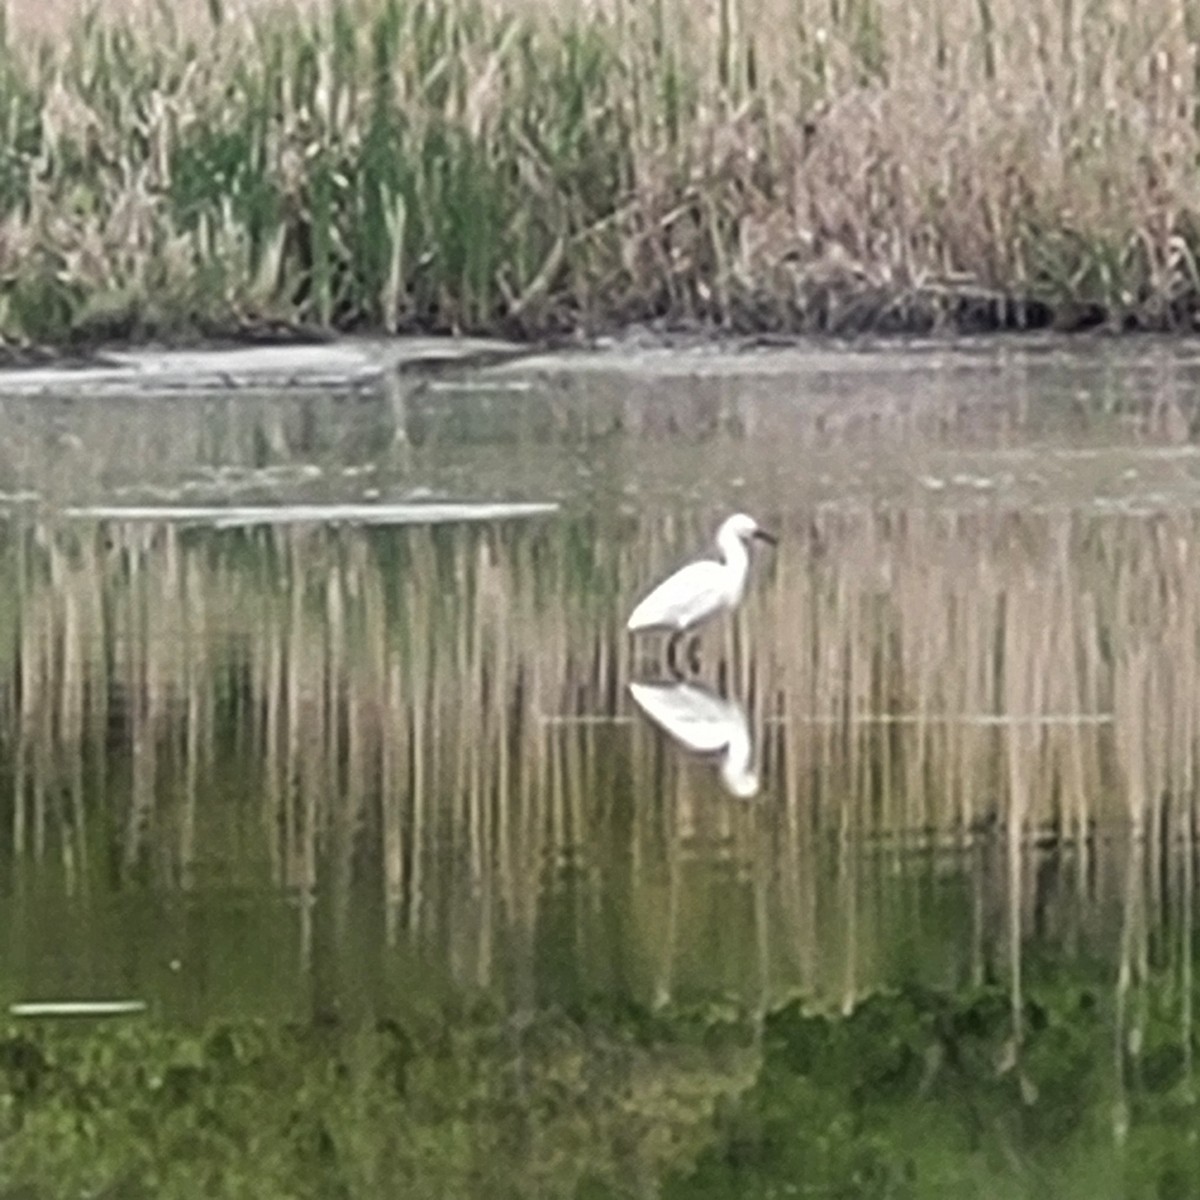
[686,635,703,676]
[666,631,685,680]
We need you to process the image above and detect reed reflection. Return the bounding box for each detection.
[0,494,1198,1016]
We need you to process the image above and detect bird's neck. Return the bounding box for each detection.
[717,528,750,576]
[720,724,758,798]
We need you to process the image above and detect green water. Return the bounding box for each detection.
[4,340,1200,1196]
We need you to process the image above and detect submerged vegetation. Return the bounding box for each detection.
[668,978,1200,1200]
[4,0,1200,345]
[0,1000,753,1198]
[4,977,1200,1198]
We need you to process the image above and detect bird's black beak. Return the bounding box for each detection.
[754,529,778,546]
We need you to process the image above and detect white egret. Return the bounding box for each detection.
[626,512,776,675]
[628,678,759,798]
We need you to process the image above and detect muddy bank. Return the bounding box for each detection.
[0,337,538,396]
[0,289,1147,376]
[4,326,1200,399]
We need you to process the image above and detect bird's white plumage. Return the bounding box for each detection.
[625,512,770,635]
[628,680,739,753]
[628,679,759,798]
[626,560,731,632]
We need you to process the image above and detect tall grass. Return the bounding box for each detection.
[2,0,1200,344]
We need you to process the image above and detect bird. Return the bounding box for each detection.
[628,678,759,798]
[626,512,776,676]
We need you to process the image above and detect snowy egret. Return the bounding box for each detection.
[628,678,759,798]
[626,513,776,675]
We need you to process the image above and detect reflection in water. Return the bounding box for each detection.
[628,678,759,798]
[0,502,1194,1021]
[1,349,1200,1031]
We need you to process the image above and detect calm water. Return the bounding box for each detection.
[3,338,1200,1029]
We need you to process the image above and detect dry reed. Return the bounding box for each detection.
[2,0,1200,343]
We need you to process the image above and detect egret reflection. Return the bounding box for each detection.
[628,678,760,798]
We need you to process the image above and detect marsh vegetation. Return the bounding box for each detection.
[5,0,1200,345]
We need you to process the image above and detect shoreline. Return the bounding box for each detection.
[5,301,1199,370]
[3,315,1199,378]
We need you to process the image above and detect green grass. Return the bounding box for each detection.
[0,1002,752,1199]
[3,979,1199,1199]
[2,0,1200,345]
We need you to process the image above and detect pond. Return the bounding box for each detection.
[3,337,1200,1197]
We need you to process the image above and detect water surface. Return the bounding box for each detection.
[4,338,1200,1193]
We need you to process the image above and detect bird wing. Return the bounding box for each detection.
[628,681,738,753]
[627,560,727,632]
